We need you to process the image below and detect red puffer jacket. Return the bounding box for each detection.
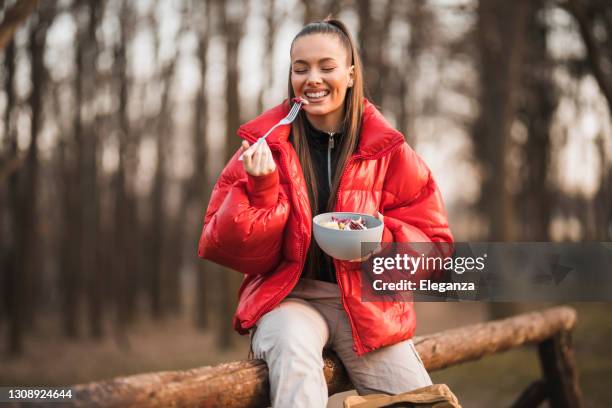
[198,99,453,356]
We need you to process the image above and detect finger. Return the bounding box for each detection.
[253,140,265,172]
[238,141,249,161]
[347,253,372,263]
[243,141,256,169]
[243,148,253,169]
[244,141,259,158]
[265,150,276,172]
[371,243,383,256]
[262,141,275,172]
[241,142,258,163]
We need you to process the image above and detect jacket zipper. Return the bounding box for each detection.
[327,132,335,189]
[332,157,366,355]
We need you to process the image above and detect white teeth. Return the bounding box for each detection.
[305,91,329,98]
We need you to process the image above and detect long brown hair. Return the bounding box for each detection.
[288,18,366,277]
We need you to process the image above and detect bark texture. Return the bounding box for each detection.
[69,306,577,408]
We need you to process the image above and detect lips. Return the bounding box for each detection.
[303,89,330,102]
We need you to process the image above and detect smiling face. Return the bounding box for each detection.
[290,33,354,133]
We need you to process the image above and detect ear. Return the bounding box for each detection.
[348,65,355,87]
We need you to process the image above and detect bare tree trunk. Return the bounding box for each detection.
[475,0,531,319]
[357,0,393,106]
[3,37,23,355]
[0,39,13,331]
[516,2,556,241]
[58,94,80,339]
[0,0,39,50]
[257,0,276,114]
[193,0,212,330]
[475,0,530,242]
[301,0,314,25]
[3,3,54,354]
[356,0,372,97]
[158,63,179,317]
[149,33,171,321]
[564,0,612,240]
[299,0,340,26]
[79,0,104,339]
[61,1,87,339]
[394,0,430,145]
[566,0,612,115]
[23,0,53,330]
[113,0,132,349]
[219,0,247,350]
[594,135,611,240]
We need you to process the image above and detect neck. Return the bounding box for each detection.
[305,111,343,134]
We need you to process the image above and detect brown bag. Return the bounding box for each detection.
[343,384,461,408]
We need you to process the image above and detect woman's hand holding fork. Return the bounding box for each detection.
[240,139,276,177]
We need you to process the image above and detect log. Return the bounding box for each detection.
[69,350,351,408]
[538,331,583,408]
[413,305,576,371]
[67,306,576,408]
[511,380,548,408]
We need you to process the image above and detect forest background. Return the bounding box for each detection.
[1,0,611,406]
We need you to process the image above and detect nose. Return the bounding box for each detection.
[306,71,322,86]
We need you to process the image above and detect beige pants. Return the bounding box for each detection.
[251,278,432,408]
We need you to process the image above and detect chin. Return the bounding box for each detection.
[304,102,339,116]
[304,107,329,116]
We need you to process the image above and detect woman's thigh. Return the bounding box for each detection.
[332,316,432,395]
[251,298,330,361]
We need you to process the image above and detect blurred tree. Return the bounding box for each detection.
[565,0,612,240]
[59,0,96,340]
[515,2,557,241]
[392,0,433,145]
[149,2,178,320]
[3,37,20,354]
[4,0,55,355]
[112,0,134,349]
[257,0,277,114]
[0,0,38,50]
[80,0,105,339]
[219,0,248,349]
[566,0,612,114]
[474,0,531,242]
[192,0,213,330]
[0,39,15,338]
[357,0,394,106]
[300,0,343,25]
[475,0,531,319]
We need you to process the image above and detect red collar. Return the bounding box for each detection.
[237,99,405,160]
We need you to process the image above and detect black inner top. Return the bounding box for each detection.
[290,116,343,283]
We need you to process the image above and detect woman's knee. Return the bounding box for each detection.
[252,299,328,360]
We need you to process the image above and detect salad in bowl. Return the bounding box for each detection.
[313,212,383,261]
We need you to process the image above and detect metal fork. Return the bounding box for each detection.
[238,101,303,161]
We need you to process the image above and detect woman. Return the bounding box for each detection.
[198,18,453,407]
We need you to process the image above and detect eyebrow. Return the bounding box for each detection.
[292,57,337,65]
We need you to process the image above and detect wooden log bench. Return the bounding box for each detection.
[66,306,582,408]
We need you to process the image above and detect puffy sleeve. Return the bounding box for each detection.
[379,142,454,276]
[197,148,290,275]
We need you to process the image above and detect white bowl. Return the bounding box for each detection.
[312,212,384,261]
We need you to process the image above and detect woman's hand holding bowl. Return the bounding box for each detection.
[347,212,384,262]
